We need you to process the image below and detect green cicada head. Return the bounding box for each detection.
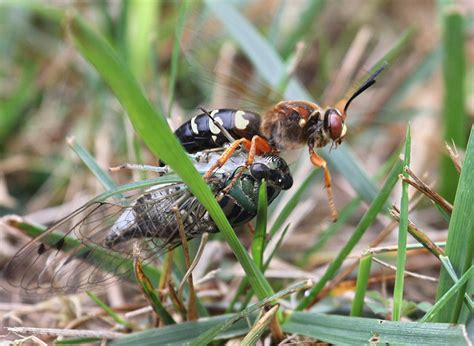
[248,155,293,190]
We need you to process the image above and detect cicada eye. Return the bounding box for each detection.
[324,109,344,141]
[249,163,270,181]
[280,174,293,190]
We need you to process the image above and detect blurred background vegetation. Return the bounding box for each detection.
[0,0,472,344]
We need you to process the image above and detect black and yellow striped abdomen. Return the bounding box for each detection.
[174,109,262,153]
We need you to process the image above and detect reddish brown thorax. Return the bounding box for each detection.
[260,100,346,152]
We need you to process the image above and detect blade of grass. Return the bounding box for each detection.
[392,124,411,321]
[296,158,403,311]
[242,305,279,345]
[434,126,474,323]
[283,312,469,345]
[422,265,474,322]
[86,292,133,329]
[134,254,176,325]
[300,144,403,266]
[350,253,373,317]
[239,224,292,311]
[68,12,274,300]
[438,256,474,314]
[188,280,310,346]
[280,0,326,59]
[439,8,467,202]
[300,197,361,266]
[67,136,118,192]
[126,0,157,80]
[253,180,267,269]
[0,63,38,145]
[268,169,318,239]
[55,337,102,345]
[167,0,189,116]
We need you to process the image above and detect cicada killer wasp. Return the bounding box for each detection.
[174,65,385,220]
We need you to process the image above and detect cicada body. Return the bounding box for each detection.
[4,150,292,295]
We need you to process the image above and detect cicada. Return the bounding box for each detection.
[4,149,292,296]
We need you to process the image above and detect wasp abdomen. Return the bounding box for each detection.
[174,109,262,153]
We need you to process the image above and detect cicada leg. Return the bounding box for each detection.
[309,148,338,222]
[109,163,170,175]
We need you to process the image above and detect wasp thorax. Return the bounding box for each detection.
[323,108,346,144]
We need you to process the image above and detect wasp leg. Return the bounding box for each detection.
[221,135,273,193]
[309,149,338,222]
[202,138,250,181]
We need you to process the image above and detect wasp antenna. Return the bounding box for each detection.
[343,63,387,114]
[199,107,236,143]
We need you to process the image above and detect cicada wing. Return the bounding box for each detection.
[4,184,209,296]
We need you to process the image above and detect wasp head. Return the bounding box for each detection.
[305,107,346,150]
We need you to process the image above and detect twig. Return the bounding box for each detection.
[316,191,425,302]
[368,241,446,254]
[167,280,187,318]
[173,207,198,321]
[445,140,463,173]
[371,257,438,282]
[7,327,125,339]
[390,206,445,257]
[400,166,452,214]
[178,233,209,295]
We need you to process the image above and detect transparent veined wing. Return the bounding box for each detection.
[3,179,221,296]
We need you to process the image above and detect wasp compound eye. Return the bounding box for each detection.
[324,109,344,141]
[249,163,270,181]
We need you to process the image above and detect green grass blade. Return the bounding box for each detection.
[253,180,267,270]
[0,64,38,145]
[434,126,474,323]
[228,223,292,313]
[296,159,403,310]
[54,337,102,345]
[67,137,118,192]
[437,256,473,315]
[440,8,467,202]
[351,253,373,317]
[239,224,292,311]
[167,0,189,115]
[134,256,176,325]
[86,292,133,329]
[68,12,274,300]
[188,281,309,346]
[269,169,318,238]
[283,312,469,345]
[126,0,158,80]
[241,305,278,345]
[392,125,411,321]
[301,146,402,266]
[422,265,474,322]
[280,0,326,59]
[112,314,256,345]
[300,197,361,266]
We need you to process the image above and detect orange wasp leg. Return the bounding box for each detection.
[309,148,338,221]
[203,135,272,191]
[202,138,250,181]
[221,135,273,193]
